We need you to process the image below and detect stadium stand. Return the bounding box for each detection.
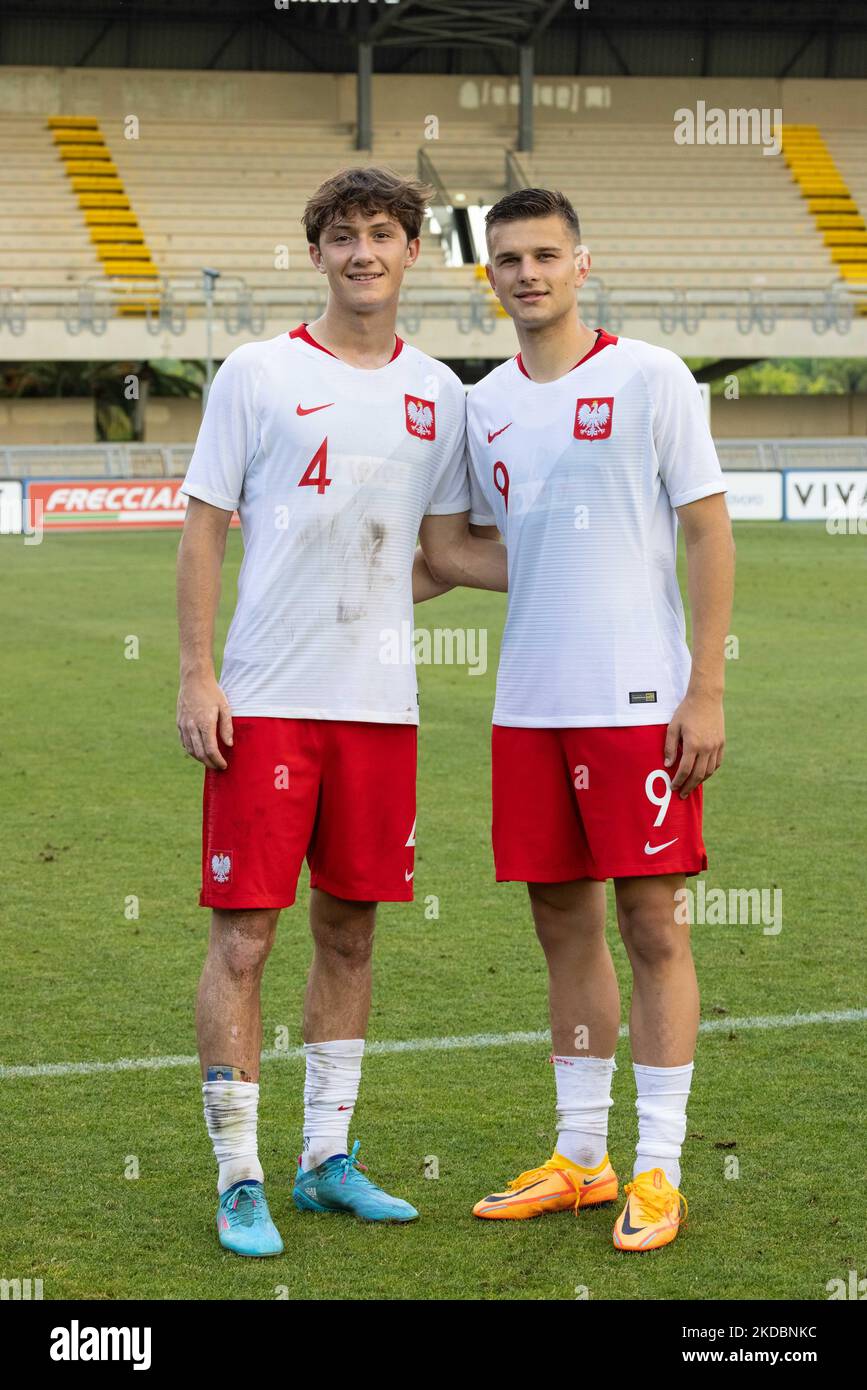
[5,107,867,300]
[0,114,480,319]
[5,103,867,363]
[0,114,104,287]
[529,126,834,291]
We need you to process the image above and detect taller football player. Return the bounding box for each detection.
[176,167,506,1255]
[465,188,734,1251]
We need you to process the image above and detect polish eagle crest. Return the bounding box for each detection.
[211,853,231,883]
[574,397,614,440]
[405,394,436,440]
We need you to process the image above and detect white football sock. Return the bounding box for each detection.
[552,1054,617,1168]
[202,1079,265,1195]
[633,1060,695,1189]
[301,1038,365,1171]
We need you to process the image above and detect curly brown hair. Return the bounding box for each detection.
[302,166,433,247]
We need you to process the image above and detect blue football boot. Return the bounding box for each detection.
[292,1140,418,1223]
[216,1179,284,1256]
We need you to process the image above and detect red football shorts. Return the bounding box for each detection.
[200,717,417,909]
[491,723,707,882]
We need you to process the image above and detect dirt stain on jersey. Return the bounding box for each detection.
[365,518,385,566]
[336,518,387,622]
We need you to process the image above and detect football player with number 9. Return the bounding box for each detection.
[464,188,735,1251]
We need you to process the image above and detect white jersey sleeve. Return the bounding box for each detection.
[182,344,263,512]
[424,384,471,515]
[466,389,498,525]
[646,349,727,509]
[468,466,496,526]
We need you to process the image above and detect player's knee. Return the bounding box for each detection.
[529,882,604,951]
[311,916,376,965]
[210,909,277,977]
[533,913,598,957]
[618,905,685,967]
[529,882,570,915]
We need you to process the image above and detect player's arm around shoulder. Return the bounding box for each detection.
[667,492,736,798]
[416,511,507,598]
[176,497,234,770]
[413,371,506,601]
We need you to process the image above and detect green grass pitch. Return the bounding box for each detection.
[0,521,864,1300]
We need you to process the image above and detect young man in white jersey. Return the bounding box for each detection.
[176,167,506,1255]
[464,188,734,1250]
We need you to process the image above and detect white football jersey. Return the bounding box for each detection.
[181,324,469,723]
[467,331,727,727]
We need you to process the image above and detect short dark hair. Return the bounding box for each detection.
[302,166,433,247]
[485,188,581,247]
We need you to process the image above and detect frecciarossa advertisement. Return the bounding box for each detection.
[24,479,240,530]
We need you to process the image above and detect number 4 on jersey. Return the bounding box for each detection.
[299,440,332,495]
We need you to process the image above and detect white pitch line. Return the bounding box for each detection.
[1,1009,864,1081]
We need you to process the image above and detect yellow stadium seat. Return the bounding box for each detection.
[77,194,131,208]
[816,214,866,230]
[47,115,98,129]
[64,161,118,176]
[823,229,867,245]
[58,145,112,160]
[71,176,123,191]
[51,129,103,142]
[90,229,145,244]
[102,262,159,277]
[117,306,160,317]
[96,244,152,259]
[84,211,139,225]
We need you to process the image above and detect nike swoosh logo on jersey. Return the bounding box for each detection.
[487,423,512,443]
[644,837,679,855]
[405,869,414,882]
[297,402,334,415]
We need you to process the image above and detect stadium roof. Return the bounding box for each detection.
[2,0,867,79]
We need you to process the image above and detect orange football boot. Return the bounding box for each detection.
[473,1151,618,1220]
[612,1167,687,1251]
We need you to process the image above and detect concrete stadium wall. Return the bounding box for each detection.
[0,398,93,444]
[1,67,866,130]
[711,394,867,438]
[1,393,864,445]
[145,396,203,443]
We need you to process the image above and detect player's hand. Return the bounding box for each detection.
[176,674,233,770]
[664,692,725,798]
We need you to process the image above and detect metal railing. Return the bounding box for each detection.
[2,274,862,337]
[0,443,194,480]
[0,276,498,336]
[2,438,864,482]
[417,148,463,266]
[715,438,867,471]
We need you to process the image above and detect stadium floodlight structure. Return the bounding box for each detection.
[201,268,221,412]
[355,0,571,152]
